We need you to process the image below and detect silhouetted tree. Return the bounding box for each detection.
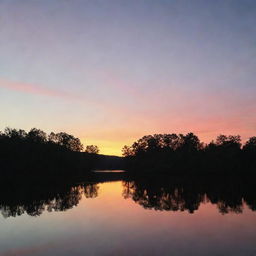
[4,127,27,140]
[122,145,134,157]
[242,136,256,168]
[85,145,99,154]
[27,128,47,144]
[243,136,256,152]
[179,133,202,152]
[216,134,241,148]
[51,132,84,152]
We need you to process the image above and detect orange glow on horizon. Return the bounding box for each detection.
[80,126,255,156]
[81,138,126,156]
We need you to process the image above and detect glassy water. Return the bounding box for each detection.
[1,174,256,256]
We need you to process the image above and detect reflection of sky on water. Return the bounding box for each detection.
[0,181,256,255]
[93,170,126,173]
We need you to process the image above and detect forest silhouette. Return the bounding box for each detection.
[1,127,256,175]
[0,127,122,176]
[122,133,256,173]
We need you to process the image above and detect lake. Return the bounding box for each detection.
[0,172,256,256]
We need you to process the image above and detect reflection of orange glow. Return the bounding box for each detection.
[98,181,124,197]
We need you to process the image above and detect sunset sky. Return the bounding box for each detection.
[0,0,256,155]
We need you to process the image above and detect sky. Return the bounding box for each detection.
[0,0,256,155]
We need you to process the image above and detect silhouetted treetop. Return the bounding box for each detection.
[3,127,27,140]
[122,133,202,157]
[48,132,83,151]
[0,127,84,152]
[243,136,256,151]
[215,134,241,148]
[27,128,47,144]
[85,145,99,154]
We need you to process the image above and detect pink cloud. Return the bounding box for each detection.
[0,78,121,113]
[0,78,150,123]
[0,78,78,100]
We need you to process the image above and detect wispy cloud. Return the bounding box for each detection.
[0,78,76,100]
[0,77,143,117]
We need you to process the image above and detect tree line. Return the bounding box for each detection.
[0,127,100,153]
[2,127,256,174]
[0,127,99,175]
[122,133,256,172]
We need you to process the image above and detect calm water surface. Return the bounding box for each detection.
[0,174,256,256]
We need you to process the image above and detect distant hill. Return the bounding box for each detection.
[90,154,125,170]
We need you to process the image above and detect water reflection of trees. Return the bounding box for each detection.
[2,174,256,218]
[122,175,256,214]
[0,183,99,218]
